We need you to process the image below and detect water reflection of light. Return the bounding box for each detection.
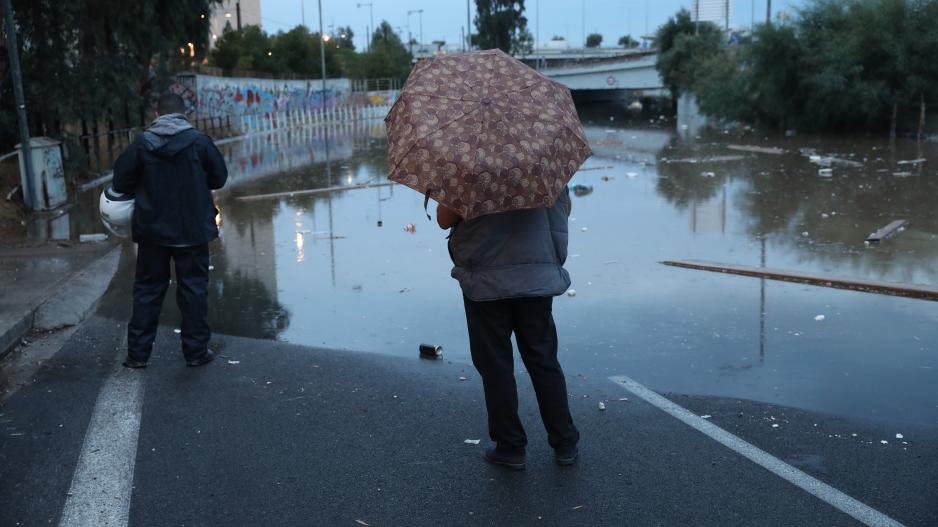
[294,210,305,263]
[295,231,305,262]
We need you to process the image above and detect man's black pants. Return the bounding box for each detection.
[463,296,579,455]
[128,243,211,363]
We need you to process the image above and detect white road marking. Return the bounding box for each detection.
[59,362,145,527]
[609,375,906,527]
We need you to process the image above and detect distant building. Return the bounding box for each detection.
[208,0,262,48]
[691,0,734,30]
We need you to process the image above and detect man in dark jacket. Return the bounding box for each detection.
[438,187,580,470]
[113,93,228,368]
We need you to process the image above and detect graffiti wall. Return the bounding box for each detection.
[183,75,355,118]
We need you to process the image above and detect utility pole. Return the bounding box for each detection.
[581,0,585,48]
[1,0,34,208]
[766,0,772,25]
[695,0,700,35]
[408,9,423,53]
[466,0,471,51]
[357,3,373,51]
[535,0,539,53]
[301,0,305,26]
[319,0,327,120]
[236,1,242,30]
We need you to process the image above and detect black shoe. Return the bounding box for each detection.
[186,350,215,367]
[483,447,526,470]
[122,358,148,369]
[555,446,579,466]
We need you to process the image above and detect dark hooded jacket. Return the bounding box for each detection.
[113,114,228,246]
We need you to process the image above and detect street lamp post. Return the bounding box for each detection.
[1,0,34,208]
[407,9,423,53]
[357,2,374,51]
[318,0,327,119]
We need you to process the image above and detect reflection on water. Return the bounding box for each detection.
[207,110,938,427]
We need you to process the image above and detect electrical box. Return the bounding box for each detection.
[17,136,67,210]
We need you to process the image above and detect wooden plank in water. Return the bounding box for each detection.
[660,259,938,301]
[727,144,786,155]
[866,220,909,243]
[236,181,396,201]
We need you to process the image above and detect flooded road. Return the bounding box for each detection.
[198,105,938,428]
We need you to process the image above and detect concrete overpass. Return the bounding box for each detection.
[520,49,665,99]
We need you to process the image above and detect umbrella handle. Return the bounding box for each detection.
[423,190,432,221]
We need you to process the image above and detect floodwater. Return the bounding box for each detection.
[194,105,937,427]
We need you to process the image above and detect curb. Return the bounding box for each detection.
[0,244,122,359]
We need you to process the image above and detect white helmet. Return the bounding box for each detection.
[99,185,134,239]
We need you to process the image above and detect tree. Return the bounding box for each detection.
[618,35,639,48]
[655,9,725,99]
[585,33,602,48]
[474,0,528,53]
[0,0,221,149]
[512,28,534,55]
[360,21,412,82]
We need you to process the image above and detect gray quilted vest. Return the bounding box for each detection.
[448,187,571,301]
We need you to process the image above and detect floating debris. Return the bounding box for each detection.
[814,315,826,321]
[818,168,833,177]
[866,219,908,244]
[227,360,240,365]
[598,402,606,411]
[700,414,712,419]
[896,158,926,165]
[895,433,904,439]
[727,144,785,155]
[464,439,481,445]
[403,223,416,233]
[571,184,594,197]
[566,289,577,297]
[701,171,716,178]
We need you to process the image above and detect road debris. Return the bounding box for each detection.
[419,344,443,359]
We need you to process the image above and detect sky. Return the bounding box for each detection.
[260,0,805,51]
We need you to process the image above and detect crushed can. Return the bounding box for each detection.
[419,344,443,360]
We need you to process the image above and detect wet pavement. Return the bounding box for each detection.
[170,106,938,430]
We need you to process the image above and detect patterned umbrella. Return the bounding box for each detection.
[384,49,592,220]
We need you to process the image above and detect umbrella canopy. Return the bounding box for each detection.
[384,49,592,220]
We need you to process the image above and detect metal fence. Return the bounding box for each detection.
[72,115,233,176]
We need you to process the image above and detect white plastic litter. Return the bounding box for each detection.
[464,439,481,445]
[880,440,889,444]
[700,414,712,419]
[771,424,780,428]
[818,168,833,177]
[895,433,904,439]
[227,360,240,365]
[598,402,606,411]
[701,171,716,178]
[458,376,468,381]
[173,329,181,334]
[566,289,577,297]
[814,315,826,321]
[626,172,638,178]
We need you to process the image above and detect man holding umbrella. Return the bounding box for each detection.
[385,50,591,470]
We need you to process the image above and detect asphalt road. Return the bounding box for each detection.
[0,249,935,526]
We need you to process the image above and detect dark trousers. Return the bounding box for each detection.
[463,296,579,454]
[127,243,211,362]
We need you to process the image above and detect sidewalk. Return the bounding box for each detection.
[0,240,120,358]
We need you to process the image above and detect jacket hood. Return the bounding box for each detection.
[143,113,197,155]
